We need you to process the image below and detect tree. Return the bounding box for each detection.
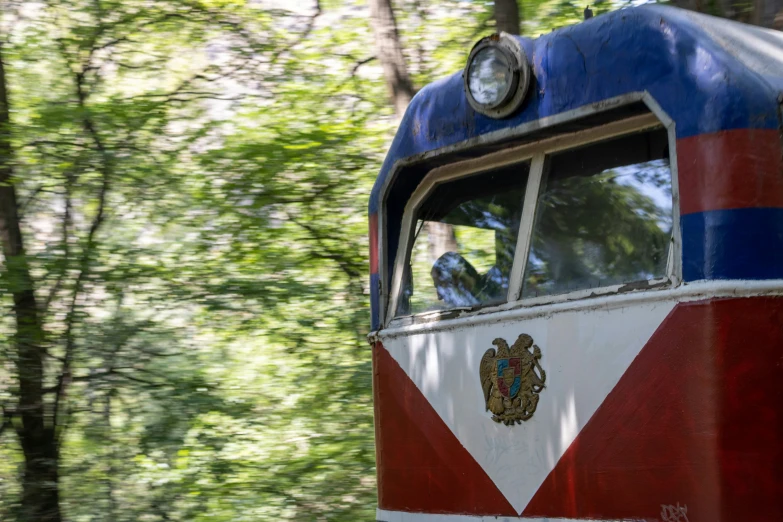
[495,0,521,34]
[0,0,688,520]
[368,0,417,117]
[0,38,58,522]
[0,0,395,518]
[672,0,783,27]
[0,1,282,519]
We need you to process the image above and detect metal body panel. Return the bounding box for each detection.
[370,5,779,214]
[377,511,634,522]
[372,284,783,520]
[381,296,676,514]
[383,112,677,325]
[368,6,783,330]
[368,5,783,521]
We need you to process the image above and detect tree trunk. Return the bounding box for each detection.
[671,0,702,13]
[425,221,458,263]
[672,0,783,27]
[0,43,62,522]
[368,0,416,118]
[494,0,521,35]
[754,0,783,27]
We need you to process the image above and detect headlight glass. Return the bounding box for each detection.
[467,47,513,107]
[463,34,531,119]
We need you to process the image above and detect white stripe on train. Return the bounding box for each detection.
[377,509,640,522]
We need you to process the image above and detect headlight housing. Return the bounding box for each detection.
[463,33,531,119]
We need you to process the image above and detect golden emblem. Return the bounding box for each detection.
[479,334,546,425]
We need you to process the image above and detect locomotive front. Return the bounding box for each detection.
[369,6,783,522]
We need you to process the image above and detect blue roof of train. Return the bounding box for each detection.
[369,5,783,214]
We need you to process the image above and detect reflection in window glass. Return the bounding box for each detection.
[397,161,530,316]
[522,128,672,298]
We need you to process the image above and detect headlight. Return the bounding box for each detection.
[463,34,531,119]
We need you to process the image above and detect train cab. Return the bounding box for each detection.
[368,5,783,522]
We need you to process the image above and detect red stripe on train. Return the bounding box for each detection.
[372,342,516,516]
[523,297,783,521]
[370,213,379,274]
[677,129,783,215]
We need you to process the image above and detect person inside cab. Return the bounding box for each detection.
[430,251,504,308]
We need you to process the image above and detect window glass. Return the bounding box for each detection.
[522,128,672,298]
[397,161,530,316]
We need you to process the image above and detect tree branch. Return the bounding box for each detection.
[0,407,13,438]
[22,139,92,150]
[53,64,113,432]
[270,0,322,64]
[109,369,166,388]
[42,173,73,315]
[0,33,49,465]
[17,185,45,219]
[45,359,170,395]
[351,56,376,77]
[287,215,362,280]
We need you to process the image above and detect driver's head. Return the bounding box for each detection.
[430,252,480,307]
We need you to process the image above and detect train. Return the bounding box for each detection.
[368,5,783,522]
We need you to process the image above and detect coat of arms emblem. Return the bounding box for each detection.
[479,334,546,425]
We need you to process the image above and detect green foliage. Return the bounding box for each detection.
[0,0,649,520]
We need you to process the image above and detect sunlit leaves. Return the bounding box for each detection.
[0,0,645,520]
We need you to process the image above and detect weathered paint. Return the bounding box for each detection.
[372,293,783,519]
[524,297,783,521]
[368,5,783,520]
[376,511,637,522]
[370,5,781,214]
[373,343,516,516]
[368,6,783,330]
[681,207,783,281]
[676,129,783,215]
[675,128,783,280]
[370,213,379,274]
[379,300,676,514]
[369,212,381,326]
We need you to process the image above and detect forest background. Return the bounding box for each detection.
[0,0,779,520]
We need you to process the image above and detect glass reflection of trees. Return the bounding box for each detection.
[397,162,530,316]
[522,129,672,298]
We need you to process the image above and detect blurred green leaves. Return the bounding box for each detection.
[0,0,643,520]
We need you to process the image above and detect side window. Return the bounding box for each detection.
[522,128,673,298]
[397,161,530,316]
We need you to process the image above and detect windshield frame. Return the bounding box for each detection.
[395,156,535,317]
[384,106,680,328]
